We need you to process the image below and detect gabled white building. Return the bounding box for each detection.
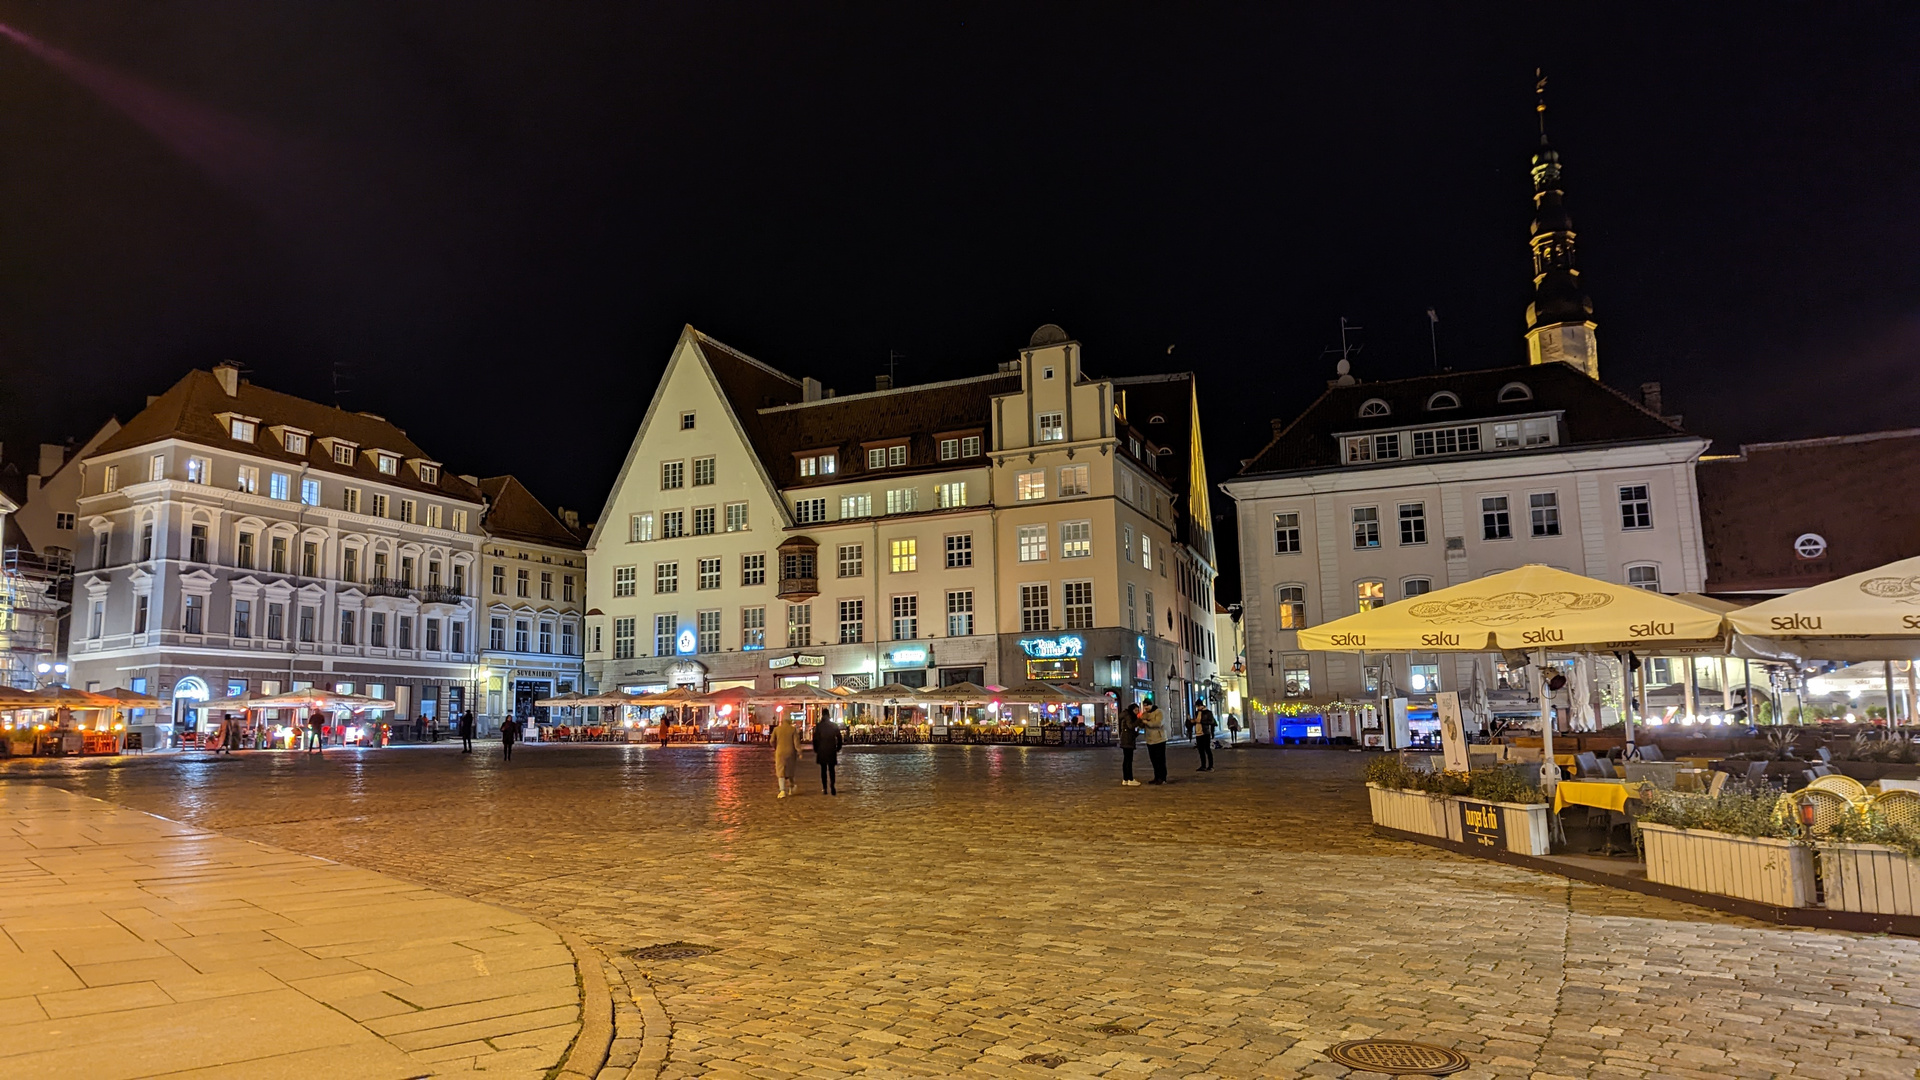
[584,325,1219,721]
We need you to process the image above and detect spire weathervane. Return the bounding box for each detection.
[1535,67,1548,137]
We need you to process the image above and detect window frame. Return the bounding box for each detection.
[1481,494,1513,541]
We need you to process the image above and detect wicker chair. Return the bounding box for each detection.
[1806,774,1870,803]
[1870,789,1920,828]
[1774,788,1854,833]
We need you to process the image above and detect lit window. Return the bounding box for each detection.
[725,503,748,531]
[1018,524,1048,562]
[653,615,672,656]
[630,513,654,542]
[842,493,872,519]
[300,478,321,506]
[1276,585,1306,629]
[103,464,120,492]
[1493,422,1520,449]
[343,488,361,514]
[786,603,812,647]
[1061,520,1091,558]
[237,466,258,494]
[946,590,974,636]
[231,419,256,442]
[284,432,307,454]
[269,473,290,500]
[742,607,765,649]
[186,457,209,483]
[1059,464,1090,496]
[419,464,439,484]
[885,488,917,514]
[333,443,355,465]
[890,538,918,573]
[1284,655,1312,697]
[1356,580,1385,612]
[377,454,397,475]
[936,482,967,508]
[1017,471,1046,500]
[1038,413,1065,442]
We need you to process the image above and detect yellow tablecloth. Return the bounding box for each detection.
[1553,753,1578,768]
[1553,779,1636,814]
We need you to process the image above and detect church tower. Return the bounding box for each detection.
[1525,71,1599,378]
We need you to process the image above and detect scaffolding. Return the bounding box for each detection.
[1,548,72,691]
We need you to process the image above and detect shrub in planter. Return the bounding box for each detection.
[1821,810,1920,915]
[1635,790,1815,907]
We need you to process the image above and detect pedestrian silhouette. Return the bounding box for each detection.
[812,713,842,795]
[771,713,801,798]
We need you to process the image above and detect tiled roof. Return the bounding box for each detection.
[695,332,1017,488]
[1236,362,1688,477]
[1699,429,1920,593]
[1113,373,1215,564]
[478,476,587,550]
[93,369,482,502]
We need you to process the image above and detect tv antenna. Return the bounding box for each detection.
[331,357,355,405]
[1321,317,1363,384]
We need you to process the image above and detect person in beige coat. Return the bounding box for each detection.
[771,713,802,798]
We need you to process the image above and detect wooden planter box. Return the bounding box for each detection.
[1819,844,1920,915]
[1366,784,1459,841]
[1638,823,1815,908]
[1497,802,1552,856]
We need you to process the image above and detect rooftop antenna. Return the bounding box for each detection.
[1535,66,1549,140]
[1427,308,1440,371]
[887,350,902,385]
[331,357,354,406]
[1321,317,1362,385]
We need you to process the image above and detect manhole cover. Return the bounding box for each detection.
[1019,1053,1068,1068]
[629,942,715,961]
[1091,1024,1137,1036]
[1324,1039,1470,1076]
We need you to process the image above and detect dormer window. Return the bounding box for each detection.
[230,418,257,442]
[328,440,357,465]
[1148,414,1166,424]
[418,464,439,484]
[283,431,308,454]
[376,453,398,476]
[1425,391,1461,411]
[1345,433,1403,464]
[1358,398,1391,418]
[798,452,837,477]
[866,444,908,469]
[1497,382,1534,403]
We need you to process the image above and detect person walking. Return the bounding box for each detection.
[771,712,802,798]
[812,713,842,795]
[1226,713,1242,746]
[1194,705,1217,771]
[459,710,476,753]
[1117,702,1142,786]
[1141,697,1169,784]
[500,715,520,762]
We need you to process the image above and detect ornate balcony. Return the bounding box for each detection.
[776,576,819,602]
[365,577,412,598]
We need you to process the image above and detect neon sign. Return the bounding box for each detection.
[676,628,697,655]
[1019,635,1084,659]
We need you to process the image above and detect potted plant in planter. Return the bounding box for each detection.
[1819,810,1920,916]
[1634,790,1815,908]
[1364,756,1465,840]
[1458,768,1551,856]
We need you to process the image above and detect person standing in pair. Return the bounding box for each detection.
[1194,704,1217,771]
[1140,697,1169,784]
[770,713,802,798]
[1117,703,1142,786]
[500,715,520,761]
[812,713,842,795]
[459,710,476,753]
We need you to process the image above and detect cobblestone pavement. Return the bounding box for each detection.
[8,744,1919,1079]
[0,783,583,1080]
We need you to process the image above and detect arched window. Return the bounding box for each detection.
[1355,579,1386,612]
[1402,577,1433,601]
[1497,381,1533,403]
[1358,398,1391,418]
[1626,564,1662,592]
[1275,585,1307,629]
[1148,414,1166,424]
[1425,391,1461,411]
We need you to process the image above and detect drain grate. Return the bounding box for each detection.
[1018,1053,1068,1068]
[1091,1023,1138,1036]
[629,942,715,961]
[1323,1040,1469,1076]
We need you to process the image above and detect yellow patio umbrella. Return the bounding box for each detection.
[1297,565,1726,780]
[1727,553,1920,660]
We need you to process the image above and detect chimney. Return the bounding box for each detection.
[1640,382,1663,416]
[458,474,479,486]
[213,363,241,397]
[875,374,892,391]
[562,509,580,530]
[37,442,66,476]
[802,377,822,402]
[1270,418,1287,437]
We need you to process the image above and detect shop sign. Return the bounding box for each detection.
[1020,634,1084,660]
[797,653,827,667]
[1456,799,1506,850]
[1027,658,1079,682]
[676,628,697,655]
[768,655,796,669]
[885,646,927,667]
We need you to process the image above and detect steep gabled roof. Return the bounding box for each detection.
[752,374,1019,488]
[1236,362,1689,477]
[1114,373,1215,566]
[478,476,587,550]
[93,369,481,502]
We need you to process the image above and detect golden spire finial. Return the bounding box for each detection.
[1535,67,1548,136]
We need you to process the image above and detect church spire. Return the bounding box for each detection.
[1525,69,1599,379]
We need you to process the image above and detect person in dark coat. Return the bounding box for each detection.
[1194,706,1217,771]
[306,710,326,753]
[812,714,842,795]
[459,710,476,753]
[500,715,520,761]
[1117,703,1142,786]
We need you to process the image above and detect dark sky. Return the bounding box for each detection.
[2,3,1917,602]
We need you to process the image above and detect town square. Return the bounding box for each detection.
[3,5,1919,1077]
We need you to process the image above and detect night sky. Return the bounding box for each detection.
[1,3,1916,602]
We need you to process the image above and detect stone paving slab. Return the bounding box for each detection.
[0,784,584,1079]
[12,744,1920,1078]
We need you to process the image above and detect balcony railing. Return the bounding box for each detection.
[418,585,467,605]
[776,576,818,601]
[365,577,412,598]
